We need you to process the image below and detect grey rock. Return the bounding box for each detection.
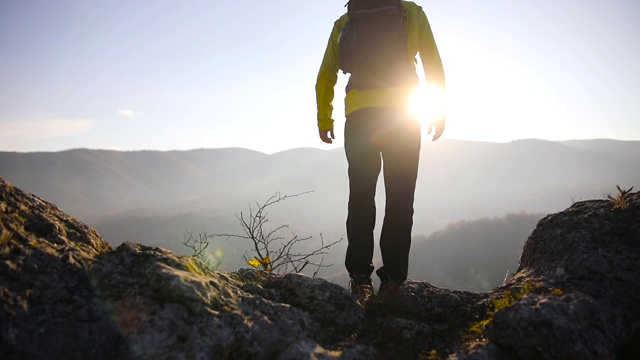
[234,268,364,343]
[90,242,321,359]
[455,191,640,359]
[0,177,134,360]
[277,339,341,360]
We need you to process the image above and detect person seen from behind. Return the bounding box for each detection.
[315,0,446,304]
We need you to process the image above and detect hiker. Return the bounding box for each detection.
[315,0,445,303]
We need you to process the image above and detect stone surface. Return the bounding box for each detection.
[454,191,640,359]
[1,176,639,359]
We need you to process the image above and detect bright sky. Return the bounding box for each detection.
[1,0,639,153]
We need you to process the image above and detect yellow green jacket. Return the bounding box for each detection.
[315,1,445,131]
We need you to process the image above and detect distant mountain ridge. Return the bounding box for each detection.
[1,139,638,257]
[0,147,270,219]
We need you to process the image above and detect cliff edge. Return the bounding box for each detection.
[1,177,638,359]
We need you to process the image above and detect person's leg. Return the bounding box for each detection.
[376,111,421,285]
[344,109,382,280]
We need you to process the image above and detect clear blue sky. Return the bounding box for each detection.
[1,0,639,153]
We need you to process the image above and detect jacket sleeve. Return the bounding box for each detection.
[315,20,342,131]
[416,9,445,92]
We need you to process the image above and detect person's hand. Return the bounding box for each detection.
[428,118,445,141]
[319,128,335,144]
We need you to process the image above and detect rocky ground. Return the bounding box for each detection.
[1,176,638,359]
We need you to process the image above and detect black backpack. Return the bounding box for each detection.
[339,0,414,90]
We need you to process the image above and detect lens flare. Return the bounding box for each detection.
[371,127,390,147]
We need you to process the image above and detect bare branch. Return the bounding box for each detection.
[208,191,342,276]
[182,230,221,272]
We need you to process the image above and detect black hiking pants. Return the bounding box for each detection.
[344,107,421,285]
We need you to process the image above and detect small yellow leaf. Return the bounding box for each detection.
[260,255,271,265]
[247,258,260,268]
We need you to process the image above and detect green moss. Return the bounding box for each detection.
[185,257,212,277]
[0,230,11,245]
[468,318,492,335]
[552,288,563,295]
[12,213,25,224]
[420,349,440,359]
[468,282,547,335]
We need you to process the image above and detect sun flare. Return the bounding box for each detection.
[407,84,446,125]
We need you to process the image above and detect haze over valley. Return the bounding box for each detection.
[1,138,638,289]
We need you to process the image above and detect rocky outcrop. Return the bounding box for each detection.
[1,176,638,359]
[456,192,640,359]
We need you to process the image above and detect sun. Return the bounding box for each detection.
[407,84,447,126]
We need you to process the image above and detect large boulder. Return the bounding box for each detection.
[1,176,638,359]
[455,190,640,359]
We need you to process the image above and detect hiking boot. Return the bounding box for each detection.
[349,277,375,306]
[377,281,403,301]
